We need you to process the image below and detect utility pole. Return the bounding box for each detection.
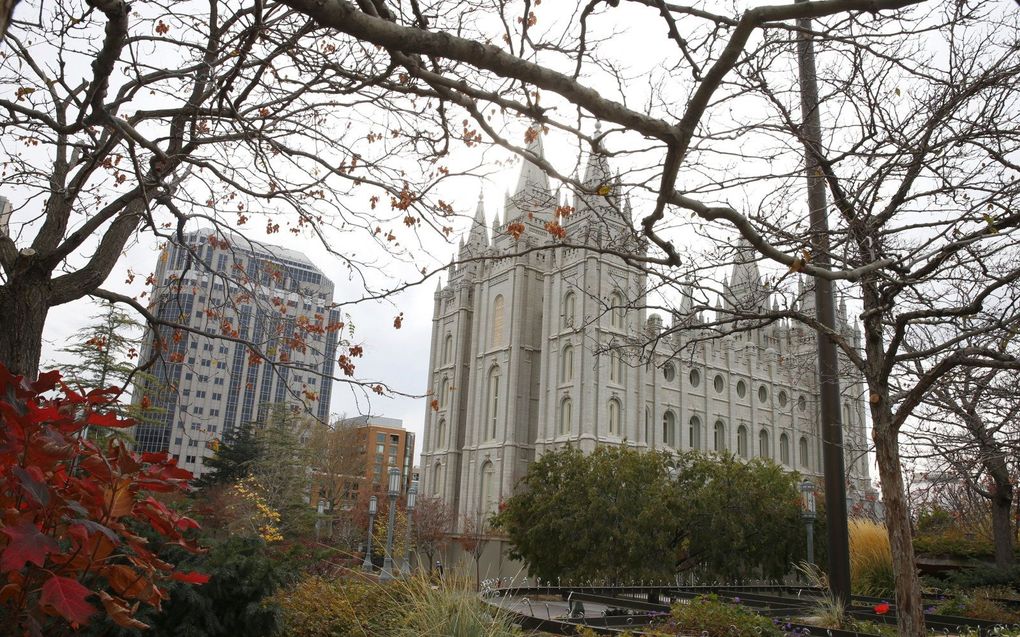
[794,0,852,610]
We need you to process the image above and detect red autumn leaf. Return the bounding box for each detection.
[873,602,890,615]
[140,451,168,464]
[40,576,96,625]
[170,570,210,584]
[1,520,60,572]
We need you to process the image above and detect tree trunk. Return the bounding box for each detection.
[991,486,1015,569]
[872,411,925,636]
[0,280,49,380]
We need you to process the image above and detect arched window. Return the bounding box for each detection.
[480,462,496,514]
[491,295,505,347]
[798,395,807,412]
[799,436,809,468]
[844,403,851,427]
[610,290,625,329]
[561,345,574,383]
[562,292,576,328]
[439,377,449,409]
[645,407,651,444]
[662,411,677,447]
[780,433,790,465]
[689,415,701,450]
[737,425,749,458]
[432,462,443,495]
[758,429,769,459]
[714,420,726,452]
[609,351,625,383]
[778,391,788,408]
[443,334,454,365]
[436,418,447,449]
[486,366,501,440]
[608,399,621,436]
[560,397,572,435]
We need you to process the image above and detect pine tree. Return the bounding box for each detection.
[57,300,145,393]
[196,420,260,489]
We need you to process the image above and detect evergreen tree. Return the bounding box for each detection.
[57,300,145,393]
[197,421,260,489]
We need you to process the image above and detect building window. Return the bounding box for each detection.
[798,395,807,412]
[436,418,446,449]
[608,399,621,436]
[662,411,677,447]
[562,291,576,328]
[491,295,506,347]
[432,462,443,495]
[443,334,454,365]
[439,377,450,409]
[714,374,725,393]
[714,420,726,452]
[758,385,769,404]
[609,351,624,383]
[645,407,651,443]
[560,397,572,435]
[737,425,749,458]
[609,290,625,329]
[780,433,790,465]
[799,436,810,468]
[561,345,574,383]
[663,363,676,382]
[778,391,788,408]
[689,368,700,387]
[758,429,770,458]
[736,380,746,398]
[486,366,501,440]
[480,461,497,515]
[689,415,701,450]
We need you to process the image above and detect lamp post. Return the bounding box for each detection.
[361,495,377,572]
[401,480,418,577]
[315,498,325,542]
[380,467,401,582]
[801,479,817,565]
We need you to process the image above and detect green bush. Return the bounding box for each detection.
[914,532,997,560]
[936,590,1020,623]
[945,565,1020,590]
[273,575,406,636]
[662,595,782,637]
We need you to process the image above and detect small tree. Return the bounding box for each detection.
[413,496,455,570]
[458,514,491,591]
[196,420,259,490]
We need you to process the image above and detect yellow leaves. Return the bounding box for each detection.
[894,87,901,97]
[982,212,998,234]
[788,249,812,273]
[596,184,612,196]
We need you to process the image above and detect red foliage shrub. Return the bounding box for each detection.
[0,365,205,634]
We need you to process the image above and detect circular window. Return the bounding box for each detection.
[689,368,701,387]
[736,380,746,398]
[713,374,725,393]
[758,385,768,404]
[778,391,788,408]
[663,363,676,382]
[798,395,807,412]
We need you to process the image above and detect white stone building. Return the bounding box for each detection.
[420,129,875,530]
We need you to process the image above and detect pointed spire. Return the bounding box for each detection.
[679,280,694,314]
[581,121,612,191]
[465,191,488,249]
[514,123,551,196]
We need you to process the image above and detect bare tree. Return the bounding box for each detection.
[307,419,365,513]
[412,495,455,570]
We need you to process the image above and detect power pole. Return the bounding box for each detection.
[794,0,852,610]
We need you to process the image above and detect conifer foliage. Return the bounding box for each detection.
[0,364,206,633]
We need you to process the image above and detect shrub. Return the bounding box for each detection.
[391,575,520,637]
[945,565,1020,590]
[936,589,1020,623]
[273,574,406,636]
[0,365,204,633]
[849,519,895,596]
[663,595,782,637]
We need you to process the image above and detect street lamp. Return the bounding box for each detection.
[800,479,817,565]
[380,467,401,582]
[361,495,377,572]
[401,480,418,577]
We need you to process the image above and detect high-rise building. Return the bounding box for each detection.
[132,229,340,478]
[420,127,876,529]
